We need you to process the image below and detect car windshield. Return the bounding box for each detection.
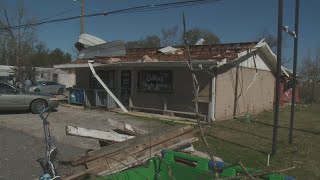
[35,81,44,85]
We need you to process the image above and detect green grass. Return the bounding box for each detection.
[194,104,320,179]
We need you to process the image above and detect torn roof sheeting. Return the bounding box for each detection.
[78,40,126,60]
[158,46,179,54]
[75,33,107,51]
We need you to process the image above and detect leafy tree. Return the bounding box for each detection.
[29,42,49,67]
[184,28,220,45]
[29,46,71,67]
[48,48,72,66]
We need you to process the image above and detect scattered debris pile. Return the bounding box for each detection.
[62,119,296,180]
[64,120,199,179]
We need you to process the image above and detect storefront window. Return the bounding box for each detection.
[138,71,173,93]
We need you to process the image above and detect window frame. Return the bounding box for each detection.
[137,70,173,93]
[89,70,115,90]
[0,83,18,94]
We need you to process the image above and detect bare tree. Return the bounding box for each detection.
[257,31,278,52]
[126,35,160,49]
[184,28,220,45]
[161,25,179,46]
[257,30,292,66]
[300,50,320,103]
[0,1,37,82]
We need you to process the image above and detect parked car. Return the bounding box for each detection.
[0,82,59,114]
[29,81,66,94]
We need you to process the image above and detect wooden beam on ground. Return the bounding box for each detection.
[107,118,148,136]
[66,133,198,179]
[70,125,193,166]
[96,136,198,176]
[66,126,135,142]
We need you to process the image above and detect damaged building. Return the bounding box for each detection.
[55,36,282,121]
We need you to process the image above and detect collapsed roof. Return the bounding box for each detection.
[74,41,257,64]
[56,39,288,77]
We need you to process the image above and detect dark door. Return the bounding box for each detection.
[120,70,131,106]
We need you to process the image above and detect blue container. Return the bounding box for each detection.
[69,89,84,104]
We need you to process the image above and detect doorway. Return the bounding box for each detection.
[120,70,131,106]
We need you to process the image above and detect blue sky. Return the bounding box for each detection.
[5,0,320,66]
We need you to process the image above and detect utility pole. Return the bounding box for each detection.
[272,0,283,156]
[80,0,85,34]
[289,0,300,144]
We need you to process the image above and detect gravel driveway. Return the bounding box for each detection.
[0,127,84,180]
[0,106,172,179]
[0,106,170,150]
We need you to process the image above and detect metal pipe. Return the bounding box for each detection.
[209,75,216,121]
[272,0,283,156]
[289,0,300,144]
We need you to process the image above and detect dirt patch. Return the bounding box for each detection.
[0,127,84,179]
[0,106,173,150]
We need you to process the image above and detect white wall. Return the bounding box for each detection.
[36,68,55,81]
[238,51,270,71]
[58,73,76,88]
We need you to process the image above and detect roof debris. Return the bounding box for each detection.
[72,41,258,65]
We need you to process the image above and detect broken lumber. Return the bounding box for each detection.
[107,118,148,136]
[95,136,198,176]
[66,126,135,142]
[65,132,198,179]
[70,125,193,166]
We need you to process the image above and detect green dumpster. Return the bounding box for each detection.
[95,150,295,180]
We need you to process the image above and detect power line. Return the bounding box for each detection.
[36,9,74,23]
[0,9,74,32]
[0,0,223,30]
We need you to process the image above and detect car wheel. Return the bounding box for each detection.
[58,88,63,95]
[31,99,47,114]
[34,88,40,93]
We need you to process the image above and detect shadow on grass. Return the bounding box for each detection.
[252,120,320,135]
[205,133,270,155]
[214,124,271,140]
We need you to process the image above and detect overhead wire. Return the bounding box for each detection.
[0,8,74,32]
[35,9,74,23]
[0,0,223,30]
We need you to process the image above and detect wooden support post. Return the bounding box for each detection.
[163,98,167,115]
[129,96,133,111]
